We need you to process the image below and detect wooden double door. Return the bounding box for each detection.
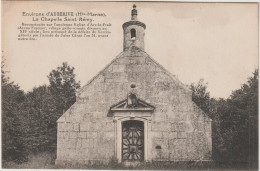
[122,120,144,162]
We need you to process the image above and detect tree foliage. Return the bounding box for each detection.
[191,70,258,169]
[48,62,80,114]
[190,79,211,116]
[22,85,57,152]
[226,69,258,167]
[2,62,80,163]
[2,59,27,162]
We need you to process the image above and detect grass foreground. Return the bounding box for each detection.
[2,151,255,170]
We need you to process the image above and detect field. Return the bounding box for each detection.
[2,152,56,169]
[2,151,253,170]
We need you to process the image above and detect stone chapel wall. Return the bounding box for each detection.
[56,49,212,165]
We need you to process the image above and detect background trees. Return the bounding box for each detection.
[48,62,80,115]
[190,79,211,116]
[190,69,258,169]
[2,59,27,162]
[23,85,57,152]
[2,62,80,162]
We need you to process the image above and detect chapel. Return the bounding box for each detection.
[55,5,212,165]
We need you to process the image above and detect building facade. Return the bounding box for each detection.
[55,5,212,165]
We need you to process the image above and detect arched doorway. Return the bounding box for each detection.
[122,120,144,162]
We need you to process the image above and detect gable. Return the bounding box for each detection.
[57,46,205,123]
[77,46,191,97]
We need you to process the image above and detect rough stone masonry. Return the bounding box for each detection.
[55,5,212,166]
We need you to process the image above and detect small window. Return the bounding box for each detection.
[131,29,136,39]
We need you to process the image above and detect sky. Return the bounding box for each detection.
[2,1,258,98]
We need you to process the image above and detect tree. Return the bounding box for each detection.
[205,69,258,169]
[22,85,57,152]
[48,62,80,115]
[24,62,81,151]
[2,61,81,164]
[2,57,27,162]
[190,71,258,169]
[227,69,258,168]
[46,62,80,149]
[190,79,211,115]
